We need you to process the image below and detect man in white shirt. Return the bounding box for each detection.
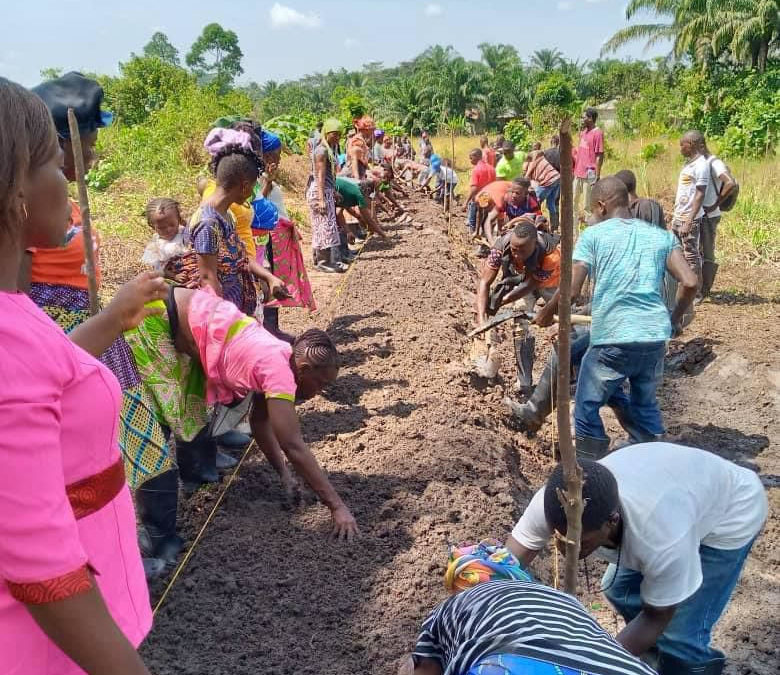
[506,443,768,675]
[698,136,737,299]
[672,131,710,290]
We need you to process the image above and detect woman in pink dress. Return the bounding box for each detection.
[0,78,166,674]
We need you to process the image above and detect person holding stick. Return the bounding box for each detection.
[398,542,654,675]
[534,177,697,458]
[506,444,767,675]
[0,75,168,675]
[21,72,180,575]
[477,220,561,399]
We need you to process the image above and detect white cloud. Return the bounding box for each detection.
[424,3,444,17]
[344,37,359,49]
[557,0,573,9]
[269,3,322,29]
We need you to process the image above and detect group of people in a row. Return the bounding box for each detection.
[0,66,759,675]
[1,72,366,675]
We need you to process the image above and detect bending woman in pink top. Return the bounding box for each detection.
[0,78,167,675]
[125,286,359,541]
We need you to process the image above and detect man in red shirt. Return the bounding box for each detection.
[466,148,497,234]
[573,107,604,224]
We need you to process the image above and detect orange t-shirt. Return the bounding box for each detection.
[476,180,512,211]
[29,202,102,289]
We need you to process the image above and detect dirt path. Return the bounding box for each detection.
[141,195,778,675]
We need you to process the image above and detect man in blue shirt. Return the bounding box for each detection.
[535,176,697,459]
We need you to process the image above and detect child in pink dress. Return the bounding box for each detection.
[0,293,152,674]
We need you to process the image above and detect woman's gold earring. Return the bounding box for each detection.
[21,203,29,221]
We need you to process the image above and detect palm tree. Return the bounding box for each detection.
[712,0,779,71]
[478,43,520,72]
[602,0,779,72]
[530,48,565,72]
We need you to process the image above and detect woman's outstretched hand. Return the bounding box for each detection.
[108,271,168,331]
[330,505,359,541]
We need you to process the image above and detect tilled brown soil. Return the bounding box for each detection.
[141,194,778,675]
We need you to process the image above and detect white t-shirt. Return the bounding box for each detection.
[703,157,728,219]
[511,443,767,608]
[265,183,289,220]
[673,155,709,221]
[438,166,458,185]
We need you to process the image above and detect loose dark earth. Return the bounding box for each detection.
[141,193,778,675]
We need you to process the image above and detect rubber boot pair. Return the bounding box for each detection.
[135,468,183,578]
[176,428,220,489]
[657,651,725,675]
[514,331,536,399]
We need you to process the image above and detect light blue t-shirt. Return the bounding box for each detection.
[573,217,680,345]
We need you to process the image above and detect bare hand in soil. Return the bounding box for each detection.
[331,505,358,541]
[109,271,168,331]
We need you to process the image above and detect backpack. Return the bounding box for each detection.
[709,157,739,212]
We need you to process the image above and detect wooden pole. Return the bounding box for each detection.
[556,117,584,596]
[66,108,100,316]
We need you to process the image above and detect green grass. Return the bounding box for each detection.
[432,133,779,265]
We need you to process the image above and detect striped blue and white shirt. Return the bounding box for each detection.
[413,581,656,675]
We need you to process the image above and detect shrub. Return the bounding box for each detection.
[503,119,531,150]
[640,142,665,161]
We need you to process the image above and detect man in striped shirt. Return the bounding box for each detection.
[402,580,655,675]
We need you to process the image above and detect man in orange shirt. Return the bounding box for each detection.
[477,219,561,397]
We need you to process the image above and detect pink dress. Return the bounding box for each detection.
[0,293,152,675]
[187,288,297,405]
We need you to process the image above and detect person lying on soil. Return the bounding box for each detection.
[465,148,497,234]
[125,286,359,540]
[0,76,167,675]
[477,220,561,397]
[533,177,697,457]
[399,541,654,675]
[507,444,768,675]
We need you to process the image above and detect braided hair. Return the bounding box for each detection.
[543,460,619,535]
[293,329,338,370]
[210,143,265,188]
[144,197,182,227]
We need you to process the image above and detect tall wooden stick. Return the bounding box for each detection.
[66,109,100,316]
[556,118,584,595]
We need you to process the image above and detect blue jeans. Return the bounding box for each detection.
[602,539,756,664]
[575,342,666,442]
[535,181,560,222]
[467,200,478,231]
[467,653,583,675]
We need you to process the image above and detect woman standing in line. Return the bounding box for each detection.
[0,77,166,675]
[307,118,347,273]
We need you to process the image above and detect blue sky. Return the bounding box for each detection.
[3,0,668,87]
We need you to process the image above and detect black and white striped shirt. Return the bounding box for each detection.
[413,581,656,675]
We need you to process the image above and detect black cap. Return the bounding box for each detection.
[32,71,113,139]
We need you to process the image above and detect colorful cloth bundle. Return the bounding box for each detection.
[444,540,533,593]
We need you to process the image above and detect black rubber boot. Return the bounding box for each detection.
[176,429,219,488]
[575,435,611,461]
[505,361,555,434]
[701,261,719,298]
[135,469,183,565]
[657,651,725,675]
[216,449,239,470]
[514,332,536,398]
